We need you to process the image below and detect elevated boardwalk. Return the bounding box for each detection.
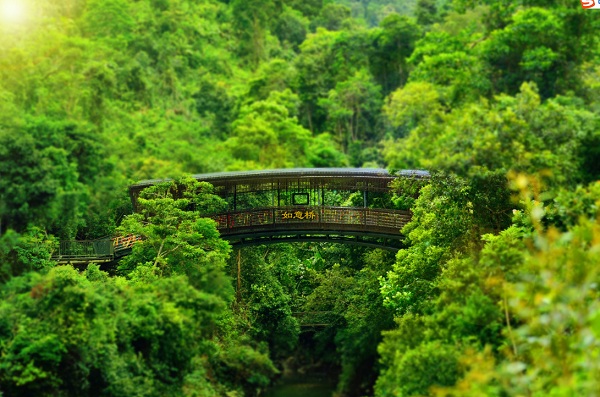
[52,235,141,264]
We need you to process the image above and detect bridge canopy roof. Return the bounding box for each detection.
[130,168,429,197]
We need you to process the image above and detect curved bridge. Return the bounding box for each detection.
[131,168,427,250]
[53,168,428,263]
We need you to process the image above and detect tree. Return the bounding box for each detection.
[0,117,104,238]
[0,265,229,396]
[319,69,383,155]
[295,27,372,132]
[299,246,397,397]
[311,3,352,31]
[409,51,491,105]
[380,172,512,315]
[432,180,600,396]
[272,6,309,51]
[415,0,439,27]
[117,177,231,295]
[383,81,444,139]
[225,90,312,169]
[306,133,349,167]
[405,30,491,106]
[481,8,566,99]
[231,247,301,358]
[231,0,277,66]
[0,228,56,283]
[475,3,600,99]
[369,14,422,94]
[247,59,298,102]
[384,83,598,188]
[82,0,134,45]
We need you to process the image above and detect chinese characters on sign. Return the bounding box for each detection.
[282,210,317,220]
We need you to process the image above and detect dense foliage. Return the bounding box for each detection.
[1,0,599,396]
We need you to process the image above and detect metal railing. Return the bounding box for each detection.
[55,239,114,260]
[52,234,142,262]
[52,207,410,262]
[212,206,411,235]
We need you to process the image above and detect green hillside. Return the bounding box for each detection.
[1,0,599,395]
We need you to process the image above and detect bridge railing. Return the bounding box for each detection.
[55,239,114,260]
[212,206,411,235]
[52,207,410,262]
[52,234,143,262]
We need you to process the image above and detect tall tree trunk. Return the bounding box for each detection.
[236,249,242,303]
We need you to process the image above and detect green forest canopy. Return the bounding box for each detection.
[0,0,599,396]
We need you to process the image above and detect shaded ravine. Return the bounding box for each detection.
[264,373,335,397]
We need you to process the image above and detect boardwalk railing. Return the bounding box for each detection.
[55,239,114,261]
[52,234,142,263]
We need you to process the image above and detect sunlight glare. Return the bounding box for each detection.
[0,0,26,24]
